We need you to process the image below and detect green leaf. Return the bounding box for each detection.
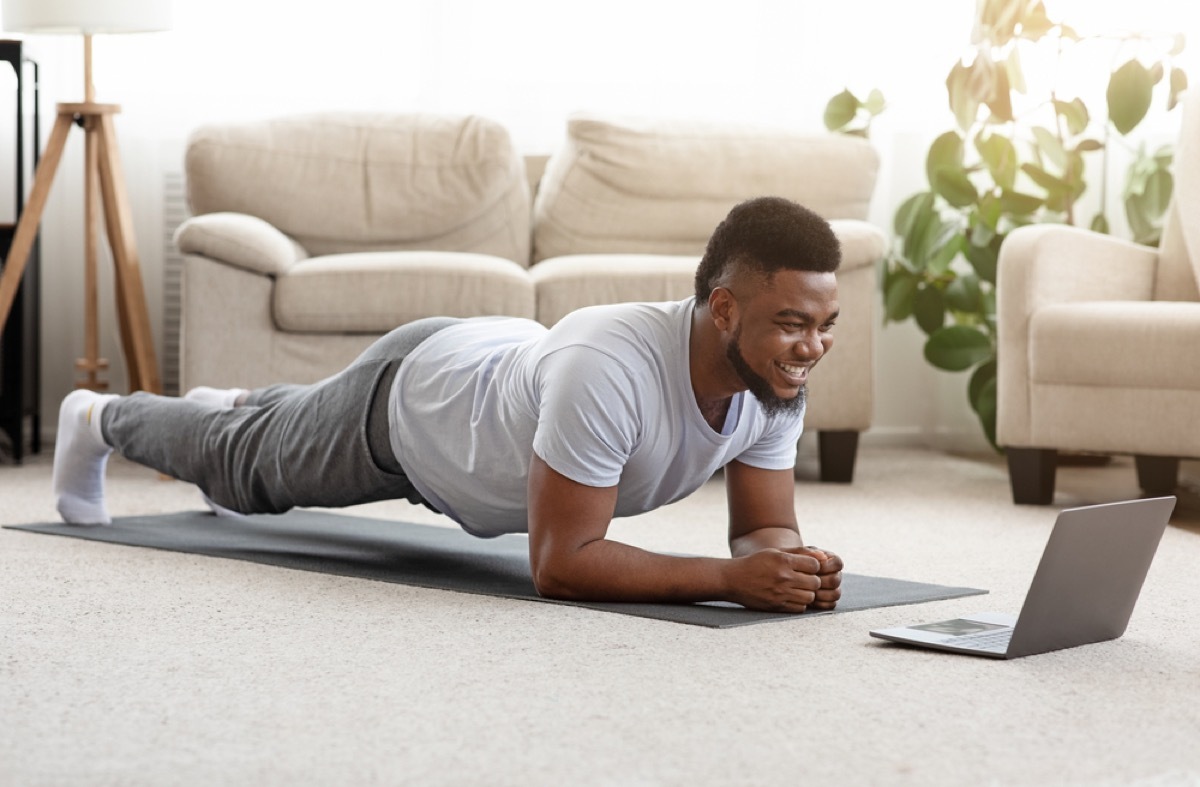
[866,88,887,115]
[969,361,999,448]
[824,89,859,131]
[1149,62,1164,86]
[1021,162,1067,193]
[1032,126,1066,170]
[894,192,935,237]
[1054,98,1089,137]
[968,359,998,414]
[980,0,1023,44]
[884,272,918,322]
[1065,151,1087,199]
[1169,68,1188,111]
[1074,138,1103,153]
[998,188,1043,215]
[924,326,993,371]
[1108,60,1154,135]
[1005,47,1027,94]
[933,168,979,208]
[926,131,976,208]
[945,273,984,314]
[964,236,1001,284]
[1143,169,1174,216]
[926,131,965,186]
[1127,169,1175,230]
[926,225,964,276]
[947,60,980,132]
[975,194,1003,232]
[1090,213,1110,234]
[1019,1,1054,41]
[913,285,946,335]
[1126,199,1157,246]
[904,205,941,266]
[976,133,1018,190]
[984,62,1014,123]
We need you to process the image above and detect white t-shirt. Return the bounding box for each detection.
[388,298,804,537]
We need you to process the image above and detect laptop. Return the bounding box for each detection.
[869,496,1176,659]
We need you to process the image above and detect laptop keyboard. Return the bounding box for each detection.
[942,629,1012,650]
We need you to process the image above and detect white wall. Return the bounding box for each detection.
[2,0,1197,454]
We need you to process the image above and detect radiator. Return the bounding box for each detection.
[160,171,189,397]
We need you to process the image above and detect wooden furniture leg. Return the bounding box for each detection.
[76,112,109,389]
[94,109,160,394]
[1006,447,1058,505]
[0,112,72,331]
[1,103,161,394]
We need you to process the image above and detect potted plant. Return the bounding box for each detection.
[825,0,1187,448]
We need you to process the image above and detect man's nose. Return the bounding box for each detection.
[792,331,825,361]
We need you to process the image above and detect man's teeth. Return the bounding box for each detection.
[778,362,805,375]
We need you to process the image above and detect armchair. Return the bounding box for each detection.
[997,91,1200,504]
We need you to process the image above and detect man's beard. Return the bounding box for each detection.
[726,330,806,417]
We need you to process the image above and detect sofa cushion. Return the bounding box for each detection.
[273,252,536,332]
[530,255,700,326]
[1029,301,1200,389]
[532,114,880,263]
[185,113,531,264]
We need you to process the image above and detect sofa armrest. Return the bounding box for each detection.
[829,219,887,272]
[996,223,1160,447]
[174,212,308,277]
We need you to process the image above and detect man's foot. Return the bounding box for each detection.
[53,390,118,525]
[183,386,248,518]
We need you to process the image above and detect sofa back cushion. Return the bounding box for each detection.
[185,113,531,265]
[532,114,879,263]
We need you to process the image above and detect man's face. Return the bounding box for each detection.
[719,269,839,415]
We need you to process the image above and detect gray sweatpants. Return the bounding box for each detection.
[102,318,462,515]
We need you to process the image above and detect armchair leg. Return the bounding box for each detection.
[1134,455,1180,496]
[818,430,859,483]
[1006,447,1057,505]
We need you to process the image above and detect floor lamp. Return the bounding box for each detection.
[0,0,169,393]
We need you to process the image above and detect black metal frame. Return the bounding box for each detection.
[0,39,42,463]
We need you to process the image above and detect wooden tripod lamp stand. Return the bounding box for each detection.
[0,0,170,394]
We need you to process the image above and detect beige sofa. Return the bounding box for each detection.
[175,112,886,481]
[996,90,1200,503]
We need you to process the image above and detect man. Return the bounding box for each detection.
[53,196,844,613]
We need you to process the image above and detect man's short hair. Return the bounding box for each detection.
[694,196,841,302]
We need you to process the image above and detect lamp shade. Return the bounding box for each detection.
[1,0,172,34]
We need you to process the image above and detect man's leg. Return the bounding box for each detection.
[53,317,461,524]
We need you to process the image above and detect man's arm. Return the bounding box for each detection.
[724,459,843,610]
[526,455,825,611]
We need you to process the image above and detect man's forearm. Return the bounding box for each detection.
[729,526,805,557]
[533,538,733,604]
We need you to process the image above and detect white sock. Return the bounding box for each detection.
[200,490,246,519]
[53,390,118,525]
[184,385,248,409]
[183,386,248,518]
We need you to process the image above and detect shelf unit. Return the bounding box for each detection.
[0,39,42,463]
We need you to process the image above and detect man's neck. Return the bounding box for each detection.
[690,305,738,431]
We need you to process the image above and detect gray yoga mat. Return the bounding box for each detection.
[8,510,986,628]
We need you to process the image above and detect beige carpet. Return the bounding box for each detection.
[2,445,1199,787]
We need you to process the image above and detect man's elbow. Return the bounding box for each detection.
[530,557,582,601]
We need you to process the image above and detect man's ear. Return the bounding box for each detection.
[708,287,737,332]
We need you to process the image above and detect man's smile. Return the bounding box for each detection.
[775,360,810,387]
